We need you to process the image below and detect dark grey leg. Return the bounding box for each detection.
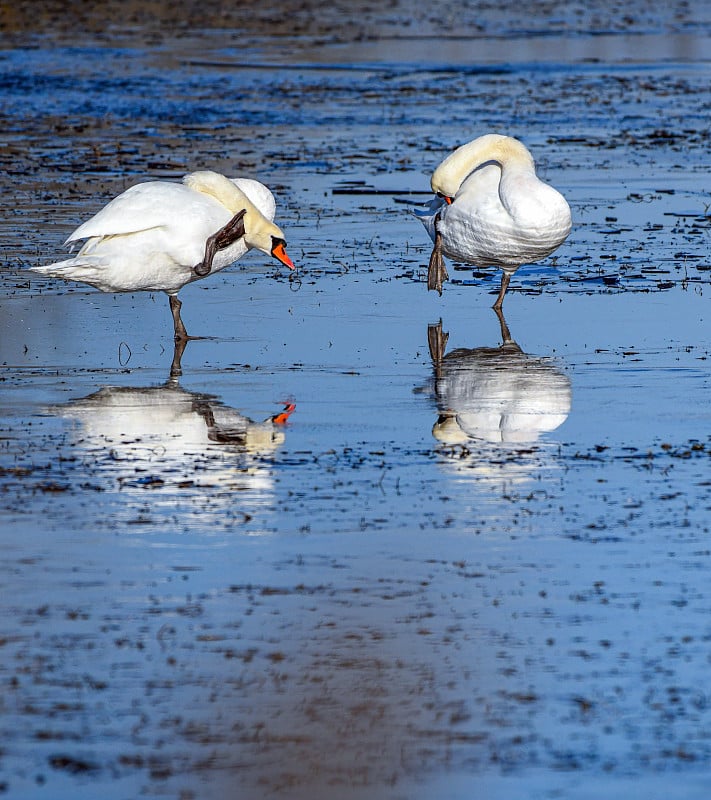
[193,209,246,277]
[492,271,511,311]
[169,295,189,342]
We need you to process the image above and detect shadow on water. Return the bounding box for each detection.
[425,309,571,485]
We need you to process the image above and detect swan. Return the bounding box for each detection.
[416,134,571,308]
[31,171,295,340]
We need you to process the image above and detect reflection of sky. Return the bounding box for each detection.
[54,380,292,529]
[301,33,710,65]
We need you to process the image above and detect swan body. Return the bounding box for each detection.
[31,171,294,339]
[417,134,571,307]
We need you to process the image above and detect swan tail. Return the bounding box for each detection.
[30,257,105,286]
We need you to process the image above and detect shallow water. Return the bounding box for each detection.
[2,2,711,798]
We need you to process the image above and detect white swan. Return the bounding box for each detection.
[416,134,571,308]
[31,171,295,340]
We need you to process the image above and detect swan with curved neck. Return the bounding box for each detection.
[182,171,292,275]
[417,134,571,308]
[32,170,295,341]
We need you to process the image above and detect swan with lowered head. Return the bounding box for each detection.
[31,171,295,340]
[416,134,571,308]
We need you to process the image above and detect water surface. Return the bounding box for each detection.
[1,2,711,798]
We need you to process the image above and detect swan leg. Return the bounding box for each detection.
[492,271,511,311]
[427,320,449,367]
[169,295,189,342]
[427,214,449,295]
[193,208,247,277]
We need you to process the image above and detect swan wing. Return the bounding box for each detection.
[66,182,206,244]
[440,163,570,265]
[231,178,276,222]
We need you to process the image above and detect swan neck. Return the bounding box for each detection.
[184,170,259,217]
[432,135,534,197]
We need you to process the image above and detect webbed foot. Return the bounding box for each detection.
[427,223,448,295]
[194,208,247,277]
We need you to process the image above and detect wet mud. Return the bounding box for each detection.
[2,1,711,798]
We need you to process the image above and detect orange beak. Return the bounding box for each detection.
[272,241,295,271]
[444,195,453,205]
[272,402,296,425]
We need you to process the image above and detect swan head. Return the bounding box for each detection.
[431,134,535,199]
[184,170,294,271]
[244,218,295,271]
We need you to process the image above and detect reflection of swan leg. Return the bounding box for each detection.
[492,305,513,345]
[193,209,247,277]
[169,336,188,378]
[169,295,189,342]
[427,214,449,295]
[427,320,449,366]
[492,270,511,311]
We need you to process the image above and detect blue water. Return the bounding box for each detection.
[1,7,711,798]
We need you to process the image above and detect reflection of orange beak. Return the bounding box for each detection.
[272,241,295,270]
[272,402,296,425]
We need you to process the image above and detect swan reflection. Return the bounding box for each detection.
[54,344,294,519]
[427,310,571,482]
